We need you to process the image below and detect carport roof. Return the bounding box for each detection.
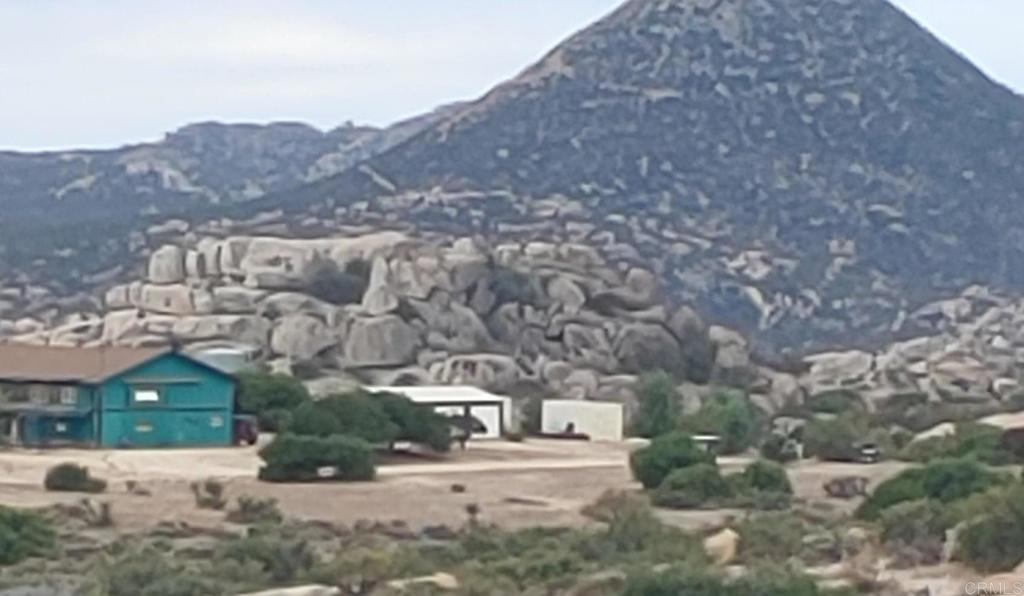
[0,344,171,384]
[365,385,507,405]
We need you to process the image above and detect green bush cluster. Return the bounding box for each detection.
[856,458,1009,520]
[630,432,714,490]
[632,434,792,510]
[44,462,107,493]
[258,434,376,483]
[631,372,681,439]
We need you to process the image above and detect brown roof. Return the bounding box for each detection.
[0,344,170,384]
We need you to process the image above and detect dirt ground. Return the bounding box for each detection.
[0,438,915,534]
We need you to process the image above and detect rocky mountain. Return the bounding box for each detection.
[4,0,1024,361]
[246,0,1024,351]
[0,104,459,224]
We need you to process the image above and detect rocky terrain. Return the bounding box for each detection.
[3,0,1024,419]
[0,227,801,416]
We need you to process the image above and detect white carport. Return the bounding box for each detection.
[366,386,510,440]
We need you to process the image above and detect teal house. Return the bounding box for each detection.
[0,344,236,448]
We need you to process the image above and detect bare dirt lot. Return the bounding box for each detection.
[0,439,911,532]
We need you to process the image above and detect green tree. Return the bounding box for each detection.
[288,392,398,444]
[802,412,867,462]
[632,372,680,438]
[630,432,715,489]
[236,372,311,432]
[375,391,452,452]
[680,389,760,454]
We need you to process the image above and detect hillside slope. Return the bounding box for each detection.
[270,0,1024,348]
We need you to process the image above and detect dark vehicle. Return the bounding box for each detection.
[234,415,259,446]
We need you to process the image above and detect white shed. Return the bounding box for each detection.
[366,386,511,440]
[542,400,624,441]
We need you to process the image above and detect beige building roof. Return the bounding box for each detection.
[0,344,170,384]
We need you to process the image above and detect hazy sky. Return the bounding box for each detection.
[1,0,1020,151]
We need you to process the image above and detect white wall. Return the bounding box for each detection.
[542,400,624,441]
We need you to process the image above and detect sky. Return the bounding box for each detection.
[0,0,1021,151]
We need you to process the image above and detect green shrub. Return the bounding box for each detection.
[879,499,948,566]
[761,433,800,463]
[630,432,715,489]
[680,389,760,454]
[632,372,680,438]
[44,462,107,493]
[803,413,866,462]
[0,506,55,565]
[258,433,376,483]
[652,464,732,509]
[235,372,310,432]
[739,460,793,495]
[857,458,1008,520]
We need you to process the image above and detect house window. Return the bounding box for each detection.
[132,388,161,404]
[58,387,77,406]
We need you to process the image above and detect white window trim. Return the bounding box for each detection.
[132,388,161,404]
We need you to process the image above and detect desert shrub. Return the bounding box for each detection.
[258,433,376,483]
[218,533,316,584]
[680,389,760,454]
[739,460,793,496]
[305,258,368,305]
[191,478,227,510]
[761,433,800,463]
[857,458,1008,520]
[899,423,1014,465]
[100,549,220,596]
[802,413,867,462]
[737,512,805,563]
[629,432,715,489]
[226,496,283,525]
[955,484,1024,572]
[652,464,732,509]
[44,462,107,493]
[581,491,705,561]
[631,371,680,438]
[0,506,55,565]
[235,371,310,432]
[879,499,948,566]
